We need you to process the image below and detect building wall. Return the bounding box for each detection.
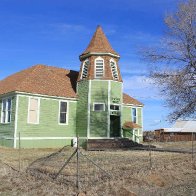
[76,80,89,137]
[90,80,108,137]
[89,80,123,138]
[156,132,196,142]
[16,95,77,148]
[0,94,16,147]
[121,105,143,142]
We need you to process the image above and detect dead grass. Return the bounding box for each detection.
[0,142,196,196]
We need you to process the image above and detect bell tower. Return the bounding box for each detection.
[76,25,123,139]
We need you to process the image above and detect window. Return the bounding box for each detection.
[95,57,104,78]
[110,105,120,110]
[110,59,118,80]
[28,98,39,124]
[132,108,137,123]
[1,98,12,123]
[81,59,89,79]
[94,103,105,111]
[59,101,67,124]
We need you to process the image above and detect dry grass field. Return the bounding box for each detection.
[0,142,196,196]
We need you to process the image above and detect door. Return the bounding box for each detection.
[110,115,121,137]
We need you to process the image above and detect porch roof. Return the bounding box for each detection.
[122,121,141,129]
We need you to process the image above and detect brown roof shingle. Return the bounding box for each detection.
[0,65,144,105]
[0,64,79,98]
[81,25,119,56]
[123,93,143,106]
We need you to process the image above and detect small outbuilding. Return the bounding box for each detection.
[155,120,196,142]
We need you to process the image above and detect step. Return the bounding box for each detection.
[87,138,141,150]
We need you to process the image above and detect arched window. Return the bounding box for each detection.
[95,57,104,78]
[81,59,90,79]
[110,59,118,80]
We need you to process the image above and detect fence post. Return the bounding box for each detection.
[192,131,194,163]
[19,132,21,172]
[76,136,80,191]
[148,141,152,169]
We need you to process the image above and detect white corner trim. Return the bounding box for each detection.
[87,80,91,138]
[107,81,111,138]
[14,94,19,148]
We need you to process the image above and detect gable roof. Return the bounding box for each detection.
[0,65,143,106]
[123,93,143,106]
[0,65,79,98]
[123,121,141,129]
[80,25,119,57]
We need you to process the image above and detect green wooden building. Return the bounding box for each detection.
[0,26,143,148]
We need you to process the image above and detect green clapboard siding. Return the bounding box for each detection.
[16,95,77,148]
[122,106,131,124]
[121,105,143,142]
[0,95,16,147]
[137,107,143,135]
[110,81,122,104]
[17,139,72,148]
[91,81,108,103]
[76,80,89,137]
[90,81,108,137]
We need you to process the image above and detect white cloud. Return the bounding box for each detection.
[49,23,90,34]
[123,75,163,100]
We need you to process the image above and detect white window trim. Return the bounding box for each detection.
[58,100,69,125]
[131,107,137,124]
[110,58,119,80]
[93,102,105,112]
[1,97,12,124]
[110,104,121,111]
[81,59,89,79]
[94,56,104,78]
[27,97,40,124]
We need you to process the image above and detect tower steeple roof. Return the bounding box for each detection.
[80,25,119,59]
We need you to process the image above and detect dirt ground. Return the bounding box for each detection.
[0,142,196,196]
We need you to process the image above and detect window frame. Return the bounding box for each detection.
[27,97,40,124]
[110,104,120,111]
[1,97,12,124]
[95,57,104,78]
[110,59,119,80]
[93,102,105,112]
[58,101,68,125]
[132,107,137,123]
[81,59,90,79]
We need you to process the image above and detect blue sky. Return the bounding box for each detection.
[0,0,181,130]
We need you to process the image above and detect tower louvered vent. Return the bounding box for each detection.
[95,58,104,78]
[110,60,118,80]
[81,60,89,79]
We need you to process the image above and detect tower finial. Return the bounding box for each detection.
[80,25,120,60]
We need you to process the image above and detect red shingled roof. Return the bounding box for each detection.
[0,65,143,106]
[123,93,143,106]
[0,65,78,98]
[81,25,119,56]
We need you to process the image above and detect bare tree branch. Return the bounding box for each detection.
[141,0,196,122]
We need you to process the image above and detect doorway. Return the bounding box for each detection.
[110,115,121,137]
